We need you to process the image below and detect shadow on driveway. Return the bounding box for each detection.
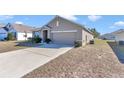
[107,41,124,63]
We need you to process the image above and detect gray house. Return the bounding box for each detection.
[100,29,124,41]
[33,16,93,46]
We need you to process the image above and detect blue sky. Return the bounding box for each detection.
[1,15,124,35]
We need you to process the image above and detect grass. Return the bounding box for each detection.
[94,38,108,45]
[0,41,27,53]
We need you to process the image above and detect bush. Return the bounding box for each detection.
[33,36,42,43]
[45,38,51,44]
[74,41,82,47]
[7,32,15,40]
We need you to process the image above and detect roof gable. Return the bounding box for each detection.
[44,16,93,34]
[0,27,7,34]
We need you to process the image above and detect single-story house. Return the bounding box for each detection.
[114,30,124,41]
[33,16,94,46]
[0,27,8,40]
[100,29,124,41]
[99,33,115,40]
[0,23,34,40]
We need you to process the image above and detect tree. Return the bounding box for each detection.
[7,32,15,40]
[90,28,100,38]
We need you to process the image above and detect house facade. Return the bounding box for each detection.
[0,23,34,40]
[100,29,124,41]
[33,16,93,46]
[100,33,116,40]
[114,31,124,41]
[0,27,8,40]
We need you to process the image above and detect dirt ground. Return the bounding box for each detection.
[23,39,124,78]
[0,41,27,53]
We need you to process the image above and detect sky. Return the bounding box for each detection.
[0,15,124,35]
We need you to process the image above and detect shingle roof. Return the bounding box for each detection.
[56,16,93,34]
[35,15,93,35]
[111,29,124,35]
[12,24,35,33]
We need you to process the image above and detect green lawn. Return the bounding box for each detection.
[94,39,108,45]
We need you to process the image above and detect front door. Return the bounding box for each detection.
[43,30,48,42]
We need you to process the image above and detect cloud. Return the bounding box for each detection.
[59,15,78,21]
[0,15,14,20]
[88,15,102,22]
[113,21,124,26]
[15,21,23,24]
[110,21,124,29]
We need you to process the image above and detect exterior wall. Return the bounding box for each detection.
[17,32,32,40]
[115,33,124,41]
[0,28,7,40]
[0,33,7,40]
[48,17,82,41]
[82,29,94,45]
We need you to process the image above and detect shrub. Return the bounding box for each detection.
[7,32,15,40]
[45,38,51,44]
[74,41,82,47]
[33,36,42,43]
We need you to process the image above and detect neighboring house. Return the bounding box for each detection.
[0,23,34,40]
[100,29,124,41]
[0,27,8,40]
[33,16,93,46]
[100,33,115,40]
[112,29,124,41]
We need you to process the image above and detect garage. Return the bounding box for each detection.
[52,31,76,45]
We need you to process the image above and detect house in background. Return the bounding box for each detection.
[0,27,8,40]
[0,23,35,40]
[0,23,6,40]
[111,29,124,42]
[100,33,115,40]
[100,29,124,41]
[33,16,93,46]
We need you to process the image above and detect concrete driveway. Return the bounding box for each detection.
[0,44,73,78]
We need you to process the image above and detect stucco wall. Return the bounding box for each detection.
[48,17,82,41]
[115,33,124,41]
[0,28,7,40]
[82,29,94,45]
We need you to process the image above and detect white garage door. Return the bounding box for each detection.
[52,32,76,45]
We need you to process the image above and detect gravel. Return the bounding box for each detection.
[23,41,124,78]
